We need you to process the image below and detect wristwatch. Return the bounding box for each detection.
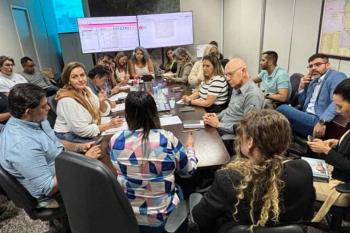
[318,119,326,125]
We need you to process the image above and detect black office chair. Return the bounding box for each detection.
[289,73,303,107]
[0,165,65,221]
[47,95,58,128]
[55,151,139,233]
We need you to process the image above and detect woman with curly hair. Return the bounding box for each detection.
[192,109,315,232]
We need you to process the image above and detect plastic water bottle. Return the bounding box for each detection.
[153,86,159,104]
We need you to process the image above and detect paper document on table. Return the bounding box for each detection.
[101,122,129,136]
[176,99,184,104]
[160,116,182,126]
[109,92,128,102]
[111,103,125,112]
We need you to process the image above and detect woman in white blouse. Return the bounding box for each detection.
[182,55,228,113]
[54,62,123,142]
[129,47,155,79]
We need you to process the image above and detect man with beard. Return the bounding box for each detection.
[254,50,290,106]
[277,53,346,138]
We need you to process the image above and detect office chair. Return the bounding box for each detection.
[55,151,139,233]
[289,73,303,107]
[47,95,58,128]
[0,165,65,221]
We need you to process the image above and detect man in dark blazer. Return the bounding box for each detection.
[277,53,346,138]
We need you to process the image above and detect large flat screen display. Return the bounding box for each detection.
[77,16,139,53]
[137,12,193,49]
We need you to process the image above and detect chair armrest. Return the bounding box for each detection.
[335,183,350,194]
[164,200,188,233]
[221,134,234,140]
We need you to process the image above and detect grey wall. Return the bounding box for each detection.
[0,0,62,73]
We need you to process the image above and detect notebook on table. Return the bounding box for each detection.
[183,120,205,129]
[301,157,330,182]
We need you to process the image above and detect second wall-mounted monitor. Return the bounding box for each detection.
[77,16,139,53]
[138,11,193,49]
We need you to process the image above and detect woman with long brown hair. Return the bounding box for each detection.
[192,109,315,232]
[182,54,228,113]
[54,62,123,142]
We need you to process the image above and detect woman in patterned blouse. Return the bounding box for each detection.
[109,91,198,233]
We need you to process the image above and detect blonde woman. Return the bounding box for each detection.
[54,62,123,143]
[162,47,193,83]
[188,44,219,87]
[182,55,228,113]
[192,110,315,232]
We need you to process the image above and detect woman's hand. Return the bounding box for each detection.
[98,90,108,102]
[182,95,191,104]
[85,145,101,159]
[108,117,124,128]
[307,138,332,154]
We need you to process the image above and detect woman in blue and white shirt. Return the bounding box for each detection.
[182,55,228,113]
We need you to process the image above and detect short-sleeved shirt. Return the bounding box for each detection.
[258,66,291,98]
[0,117,64,198]
[0,72,28,92]
[0,92,9,124]
[198,75,228,106]
[109,129,198,227]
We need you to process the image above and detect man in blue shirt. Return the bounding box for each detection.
[254,50,291,106]
[0,83,101,200]
[277,53,347,138]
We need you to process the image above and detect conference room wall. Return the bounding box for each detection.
[180,0,222,55]
[0,0,61,73]
[223,0,350,76]
[223,0,263,75]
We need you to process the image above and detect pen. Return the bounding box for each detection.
[181,129,200,133]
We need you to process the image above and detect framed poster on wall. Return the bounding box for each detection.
[317,0,350,59]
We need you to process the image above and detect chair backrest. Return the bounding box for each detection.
[55,151,139,233]
[47,96,57,128]
[289,73,303,106]
[221,224,304,233]
[0,165,38,213]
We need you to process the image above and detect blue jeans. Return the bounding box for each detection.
[276,104,319,138]
[55,132,94,143]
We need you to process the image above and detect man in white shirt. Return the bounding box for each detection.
[0,56,27,94]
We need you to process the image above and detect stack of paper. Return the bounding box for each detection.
[183,120,205,129]
[160,116,182,126]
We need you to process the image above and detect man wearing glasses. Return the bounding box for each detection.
[277,53,346,138]
[203,58,264,135]
[0,56,27,95]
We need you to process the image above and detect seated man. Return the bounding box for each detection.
[20,56,58,96]
[277,53,346,138]
[0,83,101,204]
[0,56,27,94]
[87,65,119,96]
[254,50,290,106]
[203,58,265,135]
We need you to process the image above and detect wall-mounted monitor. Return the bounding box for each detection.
[137,12,194,49]
[54,0,84,33]
[77,16,139,53]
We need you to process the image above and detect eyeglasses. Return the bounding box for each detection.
[225,67,243,77]
[307,62,327,69]
[3,63,14,67]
